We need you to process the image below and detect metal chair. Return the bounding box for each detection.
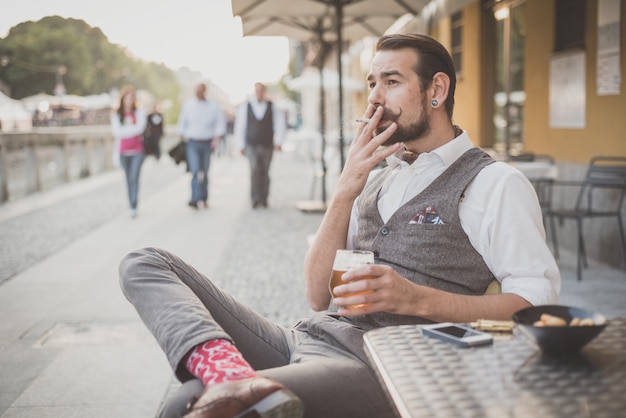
[545,156,626,281]
[508,153,556,225]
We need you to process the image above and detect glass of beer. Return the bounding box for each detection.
[329,250,375,309]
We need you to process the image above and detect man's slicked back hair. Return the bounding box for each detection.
[376,33,456,120]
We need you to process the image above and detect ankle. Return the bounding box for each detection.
[185,339,258,386]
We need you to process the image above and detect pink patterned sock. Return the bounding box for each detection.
[185,339,258,386]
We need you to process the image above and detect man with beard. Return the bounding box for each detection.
[119,34,559,418]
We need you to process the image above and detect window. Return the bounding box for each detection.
[451,11,463,75]
[554,0,585,51]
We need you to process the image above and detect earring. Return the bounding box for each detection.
[431,99,438,107]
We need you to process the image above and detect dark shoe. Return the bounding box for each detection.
[188,201,198,209]
[184,377,303,418]
[158,379,205,418]
[201,200,209,209]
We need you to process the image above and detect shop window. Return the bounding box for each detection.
[554,0,586,51]
[451,11,463,75]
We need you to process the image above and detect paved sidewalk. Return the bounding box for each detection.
[0,140,625,417]
[0,145,322,418]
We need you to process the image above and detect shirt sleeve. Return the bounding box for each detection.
[110,111,122,137]
[213,104,227,138]
[461,163,560,306]
[135,109,148,136]
[110,108,147,139]
[347,168,385,251]
[346,198,360,250]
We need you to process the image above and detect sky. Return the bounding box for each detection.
[0,0,291,103]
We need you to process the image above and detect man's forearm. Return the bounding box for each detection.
[304,193,355,311]
[304,106,400,311]
[412,287,531,322]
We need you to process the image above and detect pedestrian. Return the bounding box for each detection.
[111,85,147,218]
[178,82,227,209]
[119,34,560,418]
[234,82,286,209]
[144,103,164,159]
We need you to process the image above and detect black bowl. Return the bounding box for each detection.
[512,305,608,355]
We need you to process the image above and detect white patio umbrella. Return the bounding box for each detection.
[233,0,425,40]
[287,67,365,92]
[233,0,429,169]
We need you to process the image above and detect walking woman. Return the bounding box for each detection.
[111,85,147,218]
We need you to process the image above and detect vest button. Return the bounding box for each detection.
[380,227,389,235]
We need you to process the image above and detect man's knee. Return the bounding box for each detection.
[118,247,162,293]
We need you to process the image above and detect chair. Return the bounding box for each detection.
[545,156,626,281]
[508,153,556,225]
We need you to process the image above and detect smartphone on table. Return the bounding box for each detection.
[421,322,493,348]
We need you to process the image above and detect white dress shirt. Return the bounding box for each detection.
[233,100,286,150]
[178,98,226,140]
[347,132,560,306]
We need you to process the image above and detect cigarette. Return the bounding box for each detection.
[356,118,370,123]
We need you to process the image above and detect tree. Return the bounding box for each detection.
[0,15,180,113]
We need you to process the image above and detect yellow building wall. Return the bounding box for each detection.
[524,0,626,163]
[450,1,486,146]
[354,0,625,163]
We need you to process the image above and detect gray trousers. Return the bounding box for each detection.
[119,247,396,418]
[245,144,273,205]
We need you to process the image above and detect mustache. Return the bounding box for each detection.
[379,107,401,122]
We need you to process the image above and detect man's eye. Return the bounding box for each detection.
[368,82,376,89]
[387,80,398,85]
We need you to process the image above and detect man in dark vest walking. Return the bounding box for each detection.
[234,82,286,208]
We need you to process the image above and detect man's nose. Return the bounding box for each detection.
[368,87,383,108]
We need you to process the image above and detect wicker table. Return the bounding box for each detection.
[363,318,626,418]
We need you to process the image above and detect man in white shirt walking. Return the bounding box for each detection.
[234,83,286,209]
[178,83,227,209]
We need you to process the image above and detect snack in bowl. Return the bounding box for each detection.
[532,313,598,327]
[512,305,608,355]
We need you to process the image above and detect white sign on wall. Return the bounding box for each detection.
[597,0,621,95]
[549,51,586,129]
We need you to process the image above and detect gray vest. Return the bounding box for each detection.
[330,147,496,330]
[245,102,274,147]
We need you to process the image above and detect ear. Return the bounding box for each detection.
[430,72,450,108]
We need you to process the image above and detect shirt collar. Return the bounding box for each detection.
[385,130,475,169]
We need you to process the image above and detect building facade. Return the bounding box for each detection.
[340,0,626,269]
